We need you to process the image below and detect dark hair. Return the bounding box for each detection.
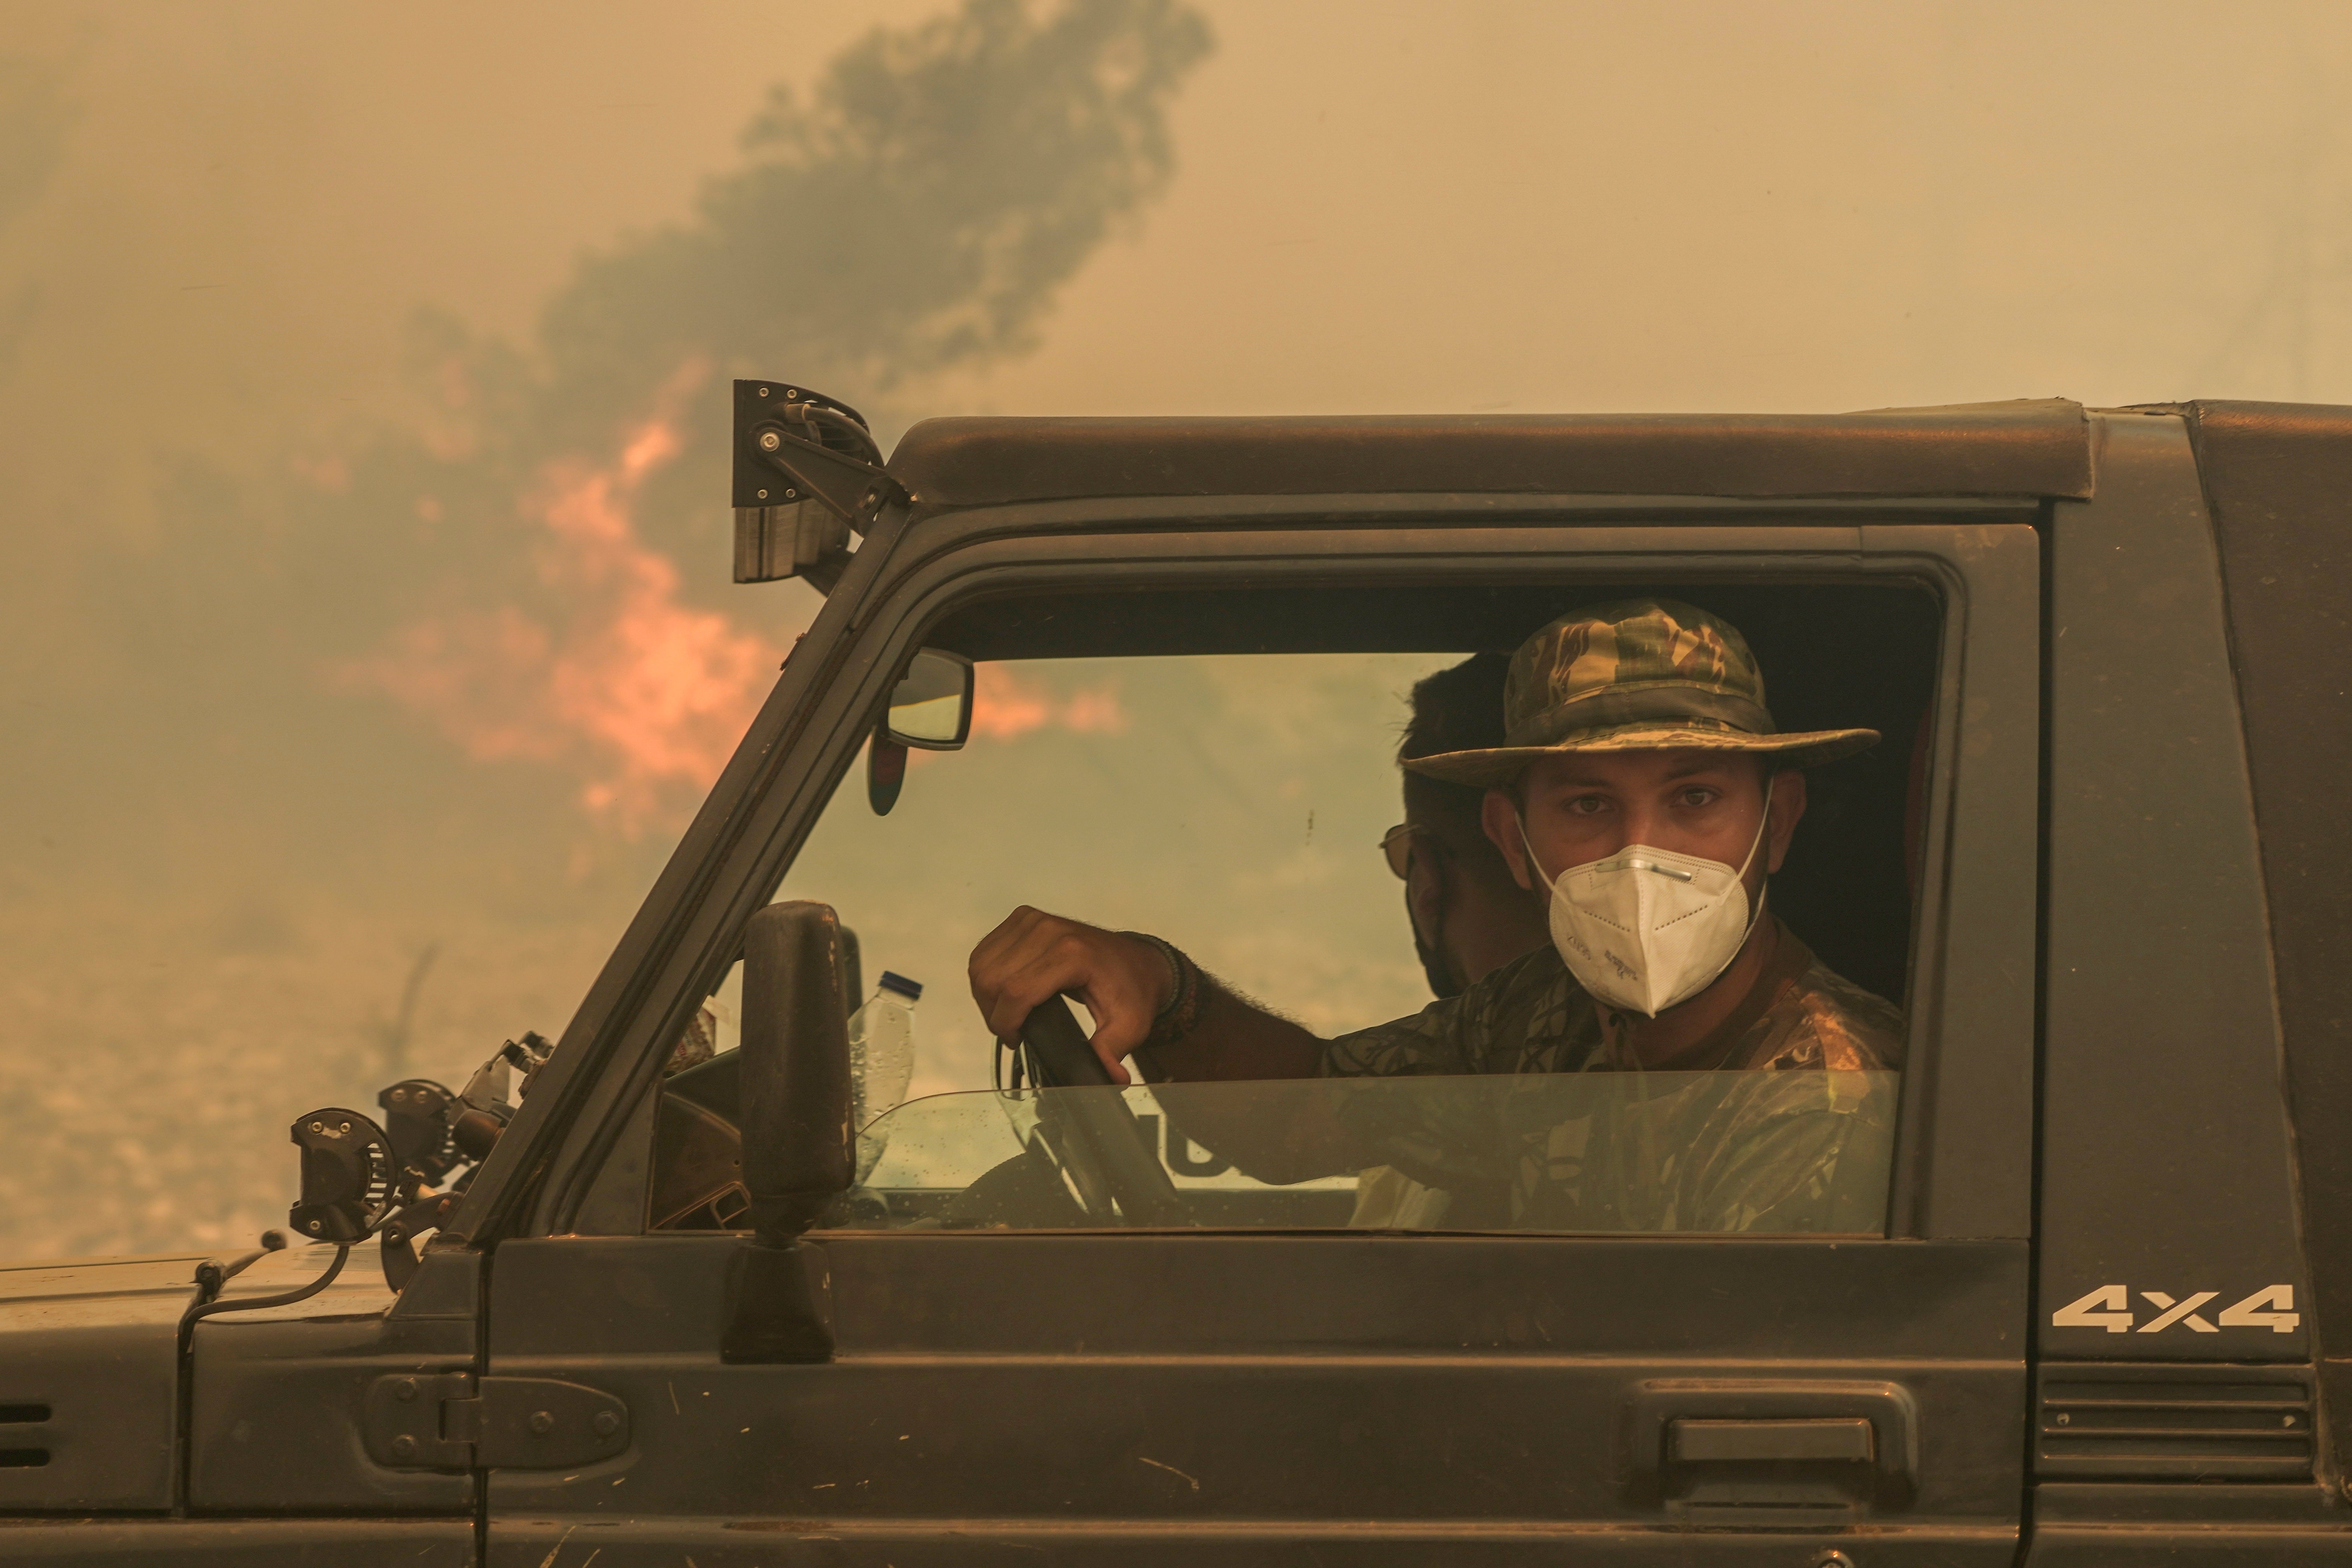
[1398,653,1511,847]
[1399,652,1511,760]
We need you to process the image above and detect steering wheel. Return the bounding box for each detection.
[1018,996,1190,1226]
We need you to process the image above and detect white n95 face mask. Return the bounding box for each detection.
[1518,780,1773,1018]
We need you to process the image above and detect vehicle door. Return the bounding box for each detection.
[468,490,2042,1565]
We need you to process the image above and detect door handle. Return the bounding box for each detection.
[1626,1381,1916,1513]
[1670,1416,1876,1464]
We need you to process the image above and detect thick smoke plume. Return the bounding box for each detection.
[0,0,1212,1261]
[329,0,1213,840]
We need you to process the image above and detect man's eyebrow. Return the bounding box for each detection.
[1662,756,1744,782]
[1536,755,1747,789]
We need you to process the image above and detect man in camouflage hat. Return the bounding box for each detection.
[968,598,1904,1233]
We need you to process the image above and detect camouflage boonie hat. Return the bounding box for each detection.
[1404,598,1879,787]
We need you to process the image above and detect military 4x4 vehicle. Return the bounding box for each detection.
[7,394,2352,1565]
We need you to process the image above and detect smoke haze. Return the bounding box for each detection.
[3,0,2349,1257]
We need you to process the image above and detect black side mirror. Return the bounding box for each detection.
[868,648,976,816]
[720,900,855,1363]
[883,649,975,749]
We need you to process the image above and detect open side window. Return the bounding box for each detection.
[638,577,1945,1241]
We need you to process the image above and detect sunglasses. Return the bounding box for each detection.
[1380,822,1452,881]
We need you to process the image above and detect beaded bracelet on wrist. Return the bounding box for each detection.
[1122,931,1202,1049]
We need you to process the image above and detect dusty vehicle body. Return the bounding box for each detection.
[7,396,2352,1564]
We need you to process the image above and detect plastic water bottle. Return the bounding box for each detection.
[848,971,921,1184]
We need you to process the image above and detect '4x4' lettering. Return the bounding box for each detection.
[2051,1284,2299,1333]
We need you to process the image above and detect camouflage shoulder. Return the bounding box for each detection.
[1751,960,1906,1074]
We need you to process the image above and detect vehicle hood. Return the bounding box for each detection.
[1,1251,213,1313]
[0,1245,388,1512]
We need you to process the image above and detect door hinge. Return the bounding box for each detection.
[363,1373,630,1470]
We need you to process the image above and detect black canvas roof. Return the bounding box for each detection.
[886,398,2093,510]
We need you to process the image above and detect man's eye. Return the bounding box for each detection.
[1678,788,1719,807]
[1565,796,1609,815]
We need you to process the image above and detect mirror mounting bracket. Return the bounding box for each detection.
[731,379,908,591]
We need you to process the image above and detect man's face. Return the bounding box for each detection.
[1481,748,1805,902]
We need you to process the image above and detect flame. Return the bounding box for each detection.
[346,375,787,833]
[349,376,1129,832]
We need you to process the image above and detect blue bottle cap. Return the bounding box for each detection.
[878,970,923,1002]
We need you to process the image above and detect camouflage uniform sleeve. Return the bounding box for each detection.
[1320,991,1482,1079]
[1679,1070,1897,1232]
[1507,1064,1895,1233]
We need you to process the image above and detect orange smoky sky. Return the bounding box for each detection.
[970,666,1129,742]
[8,0,2352,1266]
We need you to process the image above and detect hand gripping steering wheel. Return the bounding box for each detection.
[1018,996,1190,1226]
